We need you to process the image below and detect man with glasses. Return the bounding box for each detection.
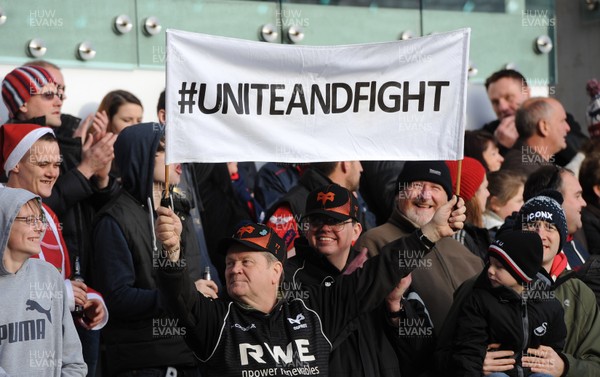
[265,161,365,257]
[286,184,433,377]
[2,65,63,127]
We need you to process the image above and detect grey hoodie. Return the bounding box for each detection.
[0,188,86,377]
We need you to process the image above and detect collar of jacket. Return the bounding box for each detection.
[483,210,505,230]
[474,267,554,302]
[298,168,333,192]
[474,269,523,302]
[294,236,360,274]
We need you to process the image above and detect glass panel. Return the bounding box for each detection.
[0,0,138,68]
[136,0,279,68]
[0,0,280,69]
[278,2,420,45]
[422,0,556,84]
[280,0,505,12]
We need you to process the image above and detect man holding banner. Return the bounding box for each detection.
[155,194,465,376]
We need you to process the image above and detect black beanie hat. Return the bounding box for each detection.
[488,230,543,284]
[516,190,567,253]
[396,161,453,200]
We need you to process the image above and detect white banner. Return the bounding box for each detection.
[166,28,470,164]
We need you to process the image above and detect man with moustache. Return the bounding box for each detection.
[356,160,484,332]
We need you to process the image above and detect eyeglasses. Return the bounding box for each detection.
[305,217,353,232]
[14,215,48,227]
[523,221,558,232]
[32,91,64,101]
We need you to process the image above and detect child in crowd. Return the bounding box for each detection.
[0,187,86,376]
[464,130,504,172]
[483,170,526,240]
[452,230,566,377]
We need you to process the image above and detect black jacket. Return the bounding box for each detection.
[359,160,405,226]
[452,271,567,377]
[286,238,434,377]
[92,123,199,375]
[187,162,252,284]
[452,223,492,262]
[254,162,301,210]
[49,114,119,282]
[582,204,600,256]
[158,231,432,377]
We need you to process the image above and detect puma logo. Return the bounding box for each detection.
[26,299,52,323]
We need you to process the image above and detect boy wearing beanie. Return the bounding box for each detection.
[452,230,567,377]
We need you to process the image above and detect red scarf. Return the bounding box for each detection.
[550,251,568,280]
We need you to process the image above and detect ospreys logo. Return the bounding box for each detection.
[26,299,52,323]
[316,192,335,205]
[287,314,308,330]
[237,225,255,237]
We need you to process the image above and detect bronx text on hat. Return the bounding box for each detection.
[429,168,441,176]
[317,191,335,205]
[526,211,553,222]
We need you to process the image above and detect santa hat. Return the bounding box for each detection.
[0,123,54,177]
[2,66,56,118]
[445,157,486,201]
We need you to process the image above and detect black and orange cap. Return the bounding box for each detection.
[218,223,286,262]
